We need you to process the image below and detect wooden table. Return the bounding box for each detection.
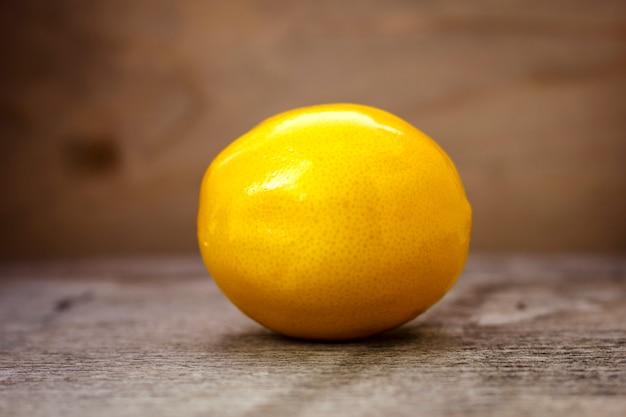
[1,254,624,416]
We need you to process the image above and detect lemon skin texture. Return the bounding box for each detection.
[197,103,472,341]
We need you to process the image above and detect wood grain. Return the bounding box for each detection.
[1,254,625,416]
[1,0,625,258]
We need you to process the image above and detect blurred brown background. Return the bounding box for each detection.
[1,0,625,259]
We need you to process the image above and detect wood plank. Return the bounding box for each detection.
[2,0,626,257]
[1,254,625,416]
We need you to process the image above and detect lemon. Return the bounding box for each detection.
[197,103,471,340]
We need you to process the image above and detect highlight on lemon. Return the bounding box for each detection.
[197,103,471,341]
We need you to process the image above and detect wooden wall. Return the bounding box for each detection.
[1,0,625,258]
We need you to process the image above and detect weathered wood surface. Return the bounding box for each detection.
[1,255,625,417]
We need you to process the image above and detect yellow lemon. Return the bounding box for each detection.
[197,103,471,340]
